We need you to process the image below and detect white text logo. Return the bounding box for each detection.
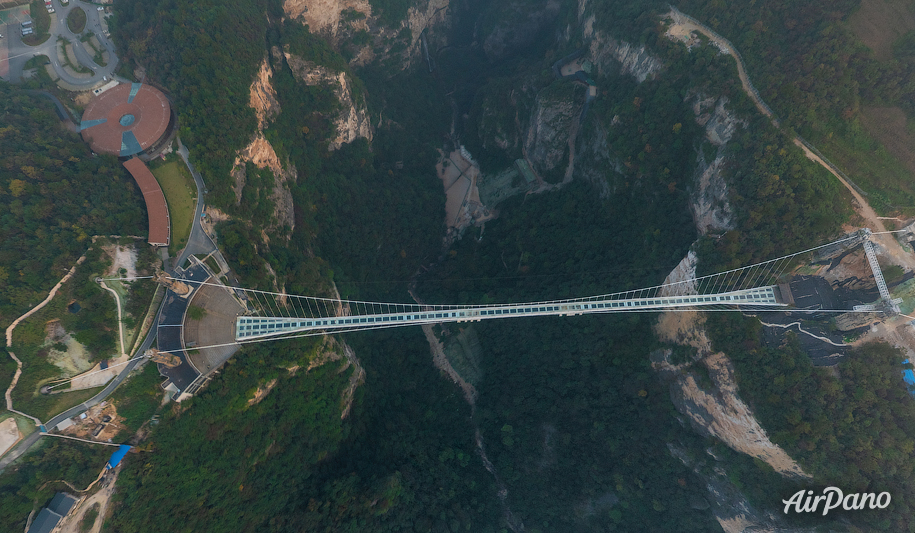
[782,487,890,515]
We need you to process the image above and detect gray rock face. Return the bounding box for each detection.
[691,154,734,235]
[588,37,663,82]
[524,84,578,178]
[688,94,745,235]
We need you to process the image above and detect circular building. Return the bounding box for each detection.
[80,83,171,157]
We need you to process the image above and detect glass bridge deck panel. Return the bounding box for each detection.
[235,286,783,341]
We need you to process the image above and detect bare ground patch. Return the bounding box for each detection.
[848,0,915,60]
[860,107,915,179]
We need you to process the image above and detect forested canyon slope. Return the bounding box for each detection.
[6,0,915,532]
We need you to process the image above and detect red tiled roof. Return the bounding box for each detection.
[123,158,170,246]
[82,84,170,156]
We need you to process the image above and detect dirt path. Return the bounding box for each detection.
[667,8,776,122]
[667,8,915,270]
[57,466,121,533]
[100,282,126,356]
[4,256,86,426]
[791,140,915,268]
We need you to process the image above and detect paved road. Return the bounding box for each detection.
[2,0,118,87]
[0,304,162,473]
[155,262,209,391]
[175,139,217,269]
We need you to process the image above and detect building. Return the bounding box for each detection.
[80,83,172,157]
[123,157,171,247]
[26,493,77,533]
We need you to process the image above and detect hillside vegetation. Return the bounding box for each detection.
[0,84,144,325]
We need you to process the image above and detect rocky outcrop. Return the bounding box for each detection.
[285,52,373,150]
[283,0,371,38]
[580,22,661,81]
[589,37,663,82]
[668,444,816,532]
[669,351,811,480]
[250,58,280,130]
[654,254,811,480]
[691,155,733,235]
[692,95,745,147]
[229,55,297,231]
[231,135,297,231]
[283,0,449,67]
[654,260,811,481]
[688,94,742,235]
[406,0,448,50]
[577,0,662,82]
[524,84,579,178]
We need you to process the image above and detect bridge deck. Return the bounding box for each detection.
[236,287,782,341]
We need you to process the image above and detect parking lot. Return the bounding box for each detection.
[0,0,118,88]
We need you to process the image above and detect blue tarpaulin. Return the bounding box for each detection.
[107,444,132,469]
[902,360,915,395]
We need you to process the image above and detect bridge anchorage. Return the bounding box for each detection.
[225,231,903,343]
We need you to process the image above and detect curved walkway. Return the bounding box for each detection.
[175,138,217,268]
[756,320,850,347]
[100,281,126,356]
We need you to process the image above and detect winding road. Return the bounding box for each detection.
[175,139,217,269]
[0,306,160,472]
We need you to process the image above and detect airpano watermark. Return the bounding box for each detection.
[783,487,891,515]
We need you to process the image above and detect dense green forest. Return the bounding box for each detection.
[111,0,273,210]
[709,315,915,531]
[88,0,915,532]
[0,84,145,326]
[676,0,915,210]
[107,333,507,532]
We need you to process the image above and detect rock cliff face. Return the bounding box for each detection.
[668,351,812,481]
[232,135,297,232]
[231,58,296,232]
[691,155,733,235]
[283,0,449,66]
[250,58,280,130]
[285,52,373,150]
[654,256,811,481]
[524,86,578,178]
[579,15,661,81]
[668,444,810,533]
[687,94,742,235]
[692,95,745,147]
[283,0,371,38]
